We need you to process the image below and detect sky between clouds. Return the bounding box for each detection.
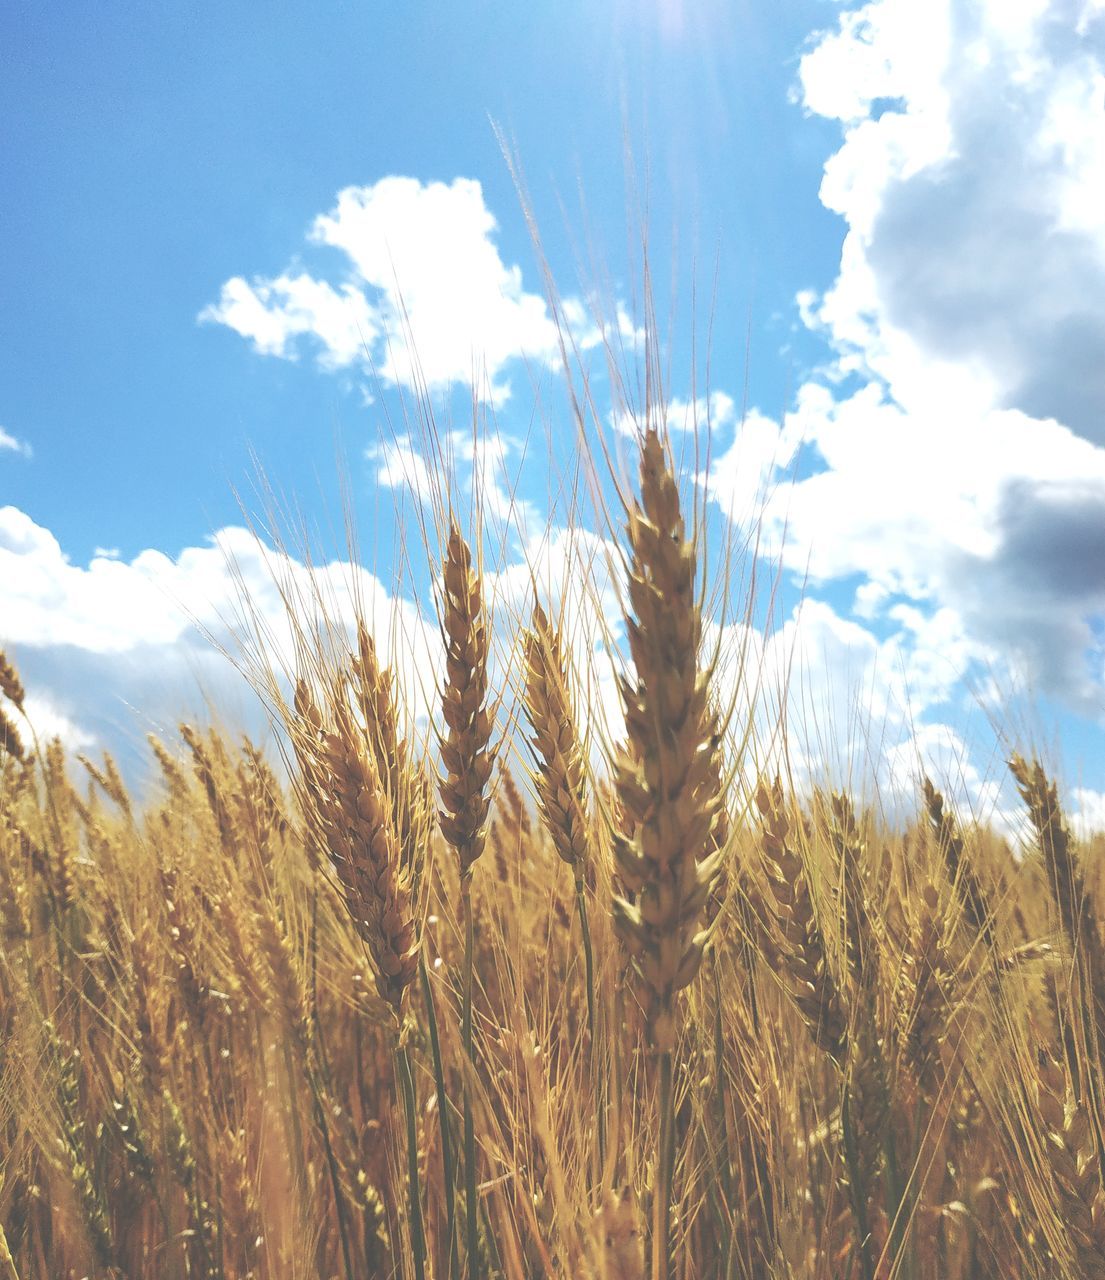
[2,0,1105,827]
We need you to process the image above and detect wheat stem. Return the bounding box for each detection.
[397,1042,428,1280]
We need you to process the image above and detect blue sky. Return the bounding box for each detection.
[3,0,1105,829]
[1,1,837,559]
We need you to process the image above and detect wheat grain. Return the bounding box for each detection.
[610,427,724,1056]
[522,600,593,885]
[0,651,25,712]
[438,523,496,882]
[755,776,848,1063]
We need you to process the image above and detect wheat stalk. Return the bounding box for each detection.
[436,522,496,1280]
[607,425,724,1280]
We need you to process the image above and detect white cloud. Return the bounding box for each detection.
[446,429,542,535]
[201,274,378,368]
[702,402,804,525]
[1072,786,1105,837]
[706,1,1105,725]
[21,695,94,752]
[365,434,435,503]
[203,176,571,403]
[365,424,544,534]
[0,427,32,458]
[560,296,646,356]
[611,390,737,439]
[699,594,1011,825]
[799,0,1105,437]
[0,505,439,778]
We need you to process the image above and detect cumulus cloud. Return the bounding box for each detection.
[202,176,574,403]
[612,390,737,439]
[201,274,378,368]
[22,695,95,752]
[0,427,32,458]
[365,434,436,504]
[1073,786,1105,837]
[706,0,1105,724]
[202,176,646,404]
[0,505,439,782]
[796,0,1105,430]
[697,593,1011,825]
[799,0,1105,438]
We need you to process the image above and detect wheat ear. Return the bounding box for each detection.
[0,651,25,712]
[0,708,23,762]
[437,523,495,1280]
[1009,756,1102,972]
[1036,1049,1105,1277]
[522,598,603,1162]
[293,681,421,1016]
[294,675,427,1279]
[352,619,433,880]
[608,426,724,1280]
[755,777,847,1064]
[523,600,594,882]
[610,427,724,1055]
[922,778,994,947]
[438,523,496,880]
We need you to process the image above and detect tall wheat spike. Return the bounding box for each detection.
[610,426,724,1055]
[292,679,421,1016]
[922,777,995,947]
[522,600,594,885]
[609,424,725,1280]
[437,522,496,1280]
[438,523,496,880]
[755,776,848,1063]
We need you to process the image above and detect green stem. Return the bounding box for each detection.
[397,1044,427,1280]
[421,955,460,1280]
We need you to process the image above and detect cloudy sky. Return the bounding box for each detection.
[3,0,1105,826]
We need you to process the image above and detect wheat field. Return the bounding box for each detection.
[1,388,1104,1280]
